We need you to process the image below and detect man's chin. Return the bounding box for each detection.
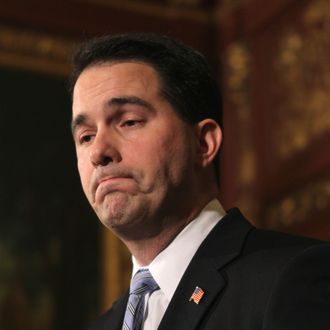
[99,214,145,239]
[96,193,128,220]
[95,193,146,233]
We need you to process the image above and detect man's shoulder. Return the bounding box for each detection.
[215,207,330,269]
[230,211,330,275]
[224,207,328,250]
[246,225,327,252]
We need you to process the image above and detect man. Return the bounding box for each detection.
[70,33,330,330]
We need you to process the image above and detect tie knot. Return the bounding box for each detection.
[130,269,159,295]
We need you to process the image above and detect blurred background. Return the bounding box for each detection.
[0,0,329,329]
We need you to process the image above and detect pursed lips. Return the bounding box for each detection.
[92,175,132,202]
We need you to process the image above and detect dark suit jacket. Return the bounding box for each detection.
[88,208,330,330]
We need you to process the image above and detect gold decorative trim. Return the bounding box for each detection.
[225,42,252,172]
[274,0,330,158]
[225,42,257,219]
[266,175,330,227]
[0,25,76,76]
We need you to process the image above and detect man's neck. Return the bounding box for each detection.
[124,194,218,266]
[125,219,191,266]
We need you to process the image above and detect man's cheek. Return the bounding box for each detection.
[77,156,88,177]
[77,163,91,196]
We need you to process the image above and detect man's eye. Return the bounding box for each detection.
[80,135,93,144]
[122,120,141,127]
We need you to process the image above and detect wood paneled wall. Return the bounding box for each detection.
[218,0,330,241]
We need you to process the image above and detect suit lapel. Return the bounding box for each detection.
[158,208,254,330]
[158,259,227,330]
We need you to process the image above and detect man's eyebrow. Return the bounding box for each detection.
[71,114,88,136]
[109,96,155,111]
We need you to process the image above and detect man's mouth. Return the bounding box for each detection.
[94,176,134,203]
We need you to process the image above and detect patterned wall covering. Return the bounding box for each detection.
[221,0,330,238]
[223,42,258,220]
[267,175,330,229]
[263,0,330,161]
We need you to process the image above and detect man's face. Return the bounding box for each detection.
[72,62,197,238]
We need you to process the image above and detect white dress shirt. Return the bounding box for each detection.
[131,199,226,329]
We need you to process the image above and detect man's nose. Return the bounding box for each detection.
[89,132,121,167]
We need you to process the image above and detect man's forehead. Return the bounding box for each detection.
[73,61,161,102]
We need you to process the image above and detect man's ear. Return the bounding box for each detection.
[195,119,222,167]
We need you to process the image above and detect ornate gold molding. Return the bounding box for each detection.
[266,174,330,227]
[225,42,257,219]
[0,25,76,76]
[274,0,330,158]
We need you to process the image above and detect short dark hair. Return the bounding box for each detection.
[70,33,222,182]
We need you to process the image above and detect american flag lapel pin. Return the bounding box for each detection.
[189,286,205,304]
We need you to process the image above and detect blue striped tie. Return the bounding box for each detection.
[122,269,159,330]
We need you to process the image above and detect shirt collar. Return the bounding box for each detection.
[132,199,226,302]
